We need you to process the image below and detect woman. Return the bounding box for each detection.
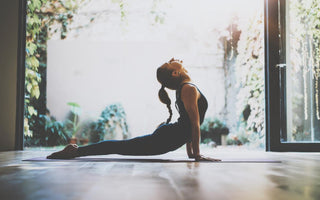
[47,58,220,162]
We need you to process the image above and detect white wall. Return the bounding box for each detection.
[47,40,225,137]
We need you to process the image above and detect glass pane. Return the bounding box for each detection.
[284,0,320,142]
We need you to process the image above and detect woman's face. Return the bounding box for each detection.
[164,61,188,75]
[157,59,190,90]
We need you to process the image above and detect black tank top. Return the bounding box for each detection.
[175,83,208,126]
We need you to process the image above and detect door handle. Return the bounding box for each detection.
[276,64,286,68]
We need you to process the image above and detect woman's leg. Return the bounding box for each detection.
[47,134,162,159]
[77,134,164,157]
[47,123,185,159]
[77,123,187,157]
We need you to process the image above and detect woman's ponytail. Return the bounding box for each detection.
[158,85,173,124]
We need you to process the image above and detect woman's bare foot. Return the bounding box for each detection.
[47,144,79,159]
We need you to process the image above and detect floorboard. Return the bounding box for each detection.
[1,147,319,200]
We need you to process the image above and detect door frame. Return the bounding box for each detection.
[15,0,27,150]
[265,0,320,151]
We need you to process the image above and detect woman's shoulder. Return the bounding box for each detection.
[180,82,198,92]
[180,83,200,98]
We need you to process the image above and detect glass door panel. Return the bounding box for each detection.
[283,0,320,143]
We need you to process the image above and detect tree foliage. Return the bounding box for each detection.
[25,0,82,145]
[218,14,264,147]
[235,14,264,137]
[24,0,138,146]
[219,14,264,147]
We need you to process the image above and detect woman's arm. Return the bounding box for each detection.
[181,85,201,158]
[181,85,221,162]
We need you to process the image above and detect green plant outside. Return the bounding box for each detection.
[24,113,69,147]
[200,118,229,145]
[24,0,82,146]
[89,104,130,143]
[24,0,140,147]
[64,102,82,138]
[234,14,264,147]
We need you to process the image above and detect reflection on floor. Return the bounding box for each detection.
[0,146,319,200]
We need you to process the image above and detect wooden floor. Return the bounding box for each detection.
[0,146,320,200]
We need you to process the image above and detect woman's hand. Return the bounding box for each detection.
[188,153,195,159]
[195,155,221,162]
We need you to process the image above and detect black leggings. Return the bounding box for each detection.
[77,123,190,156]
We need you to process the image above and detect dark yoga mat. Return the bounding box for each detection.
[23,157,281,163]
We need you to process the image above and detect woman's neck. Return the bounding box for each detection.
[180,77,192,85]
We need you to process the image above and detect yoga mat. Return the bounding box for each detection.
[23,157,281,163]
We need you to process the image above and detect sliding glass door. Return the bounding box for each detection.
[265,0,320,151]
[284,0,320,143]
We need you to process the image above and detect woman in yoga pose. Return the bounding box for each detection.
[47,58,220,162]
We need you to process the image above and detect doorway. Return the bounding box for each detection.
[22,0,265,150]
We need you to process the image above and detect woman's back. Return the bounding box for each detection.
[175,83,208,126]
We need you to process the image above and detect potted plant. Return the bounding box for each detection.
[200,117,229,145]
[89,103,130,143]
[78,120,92,145]
[65,102,81,144]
